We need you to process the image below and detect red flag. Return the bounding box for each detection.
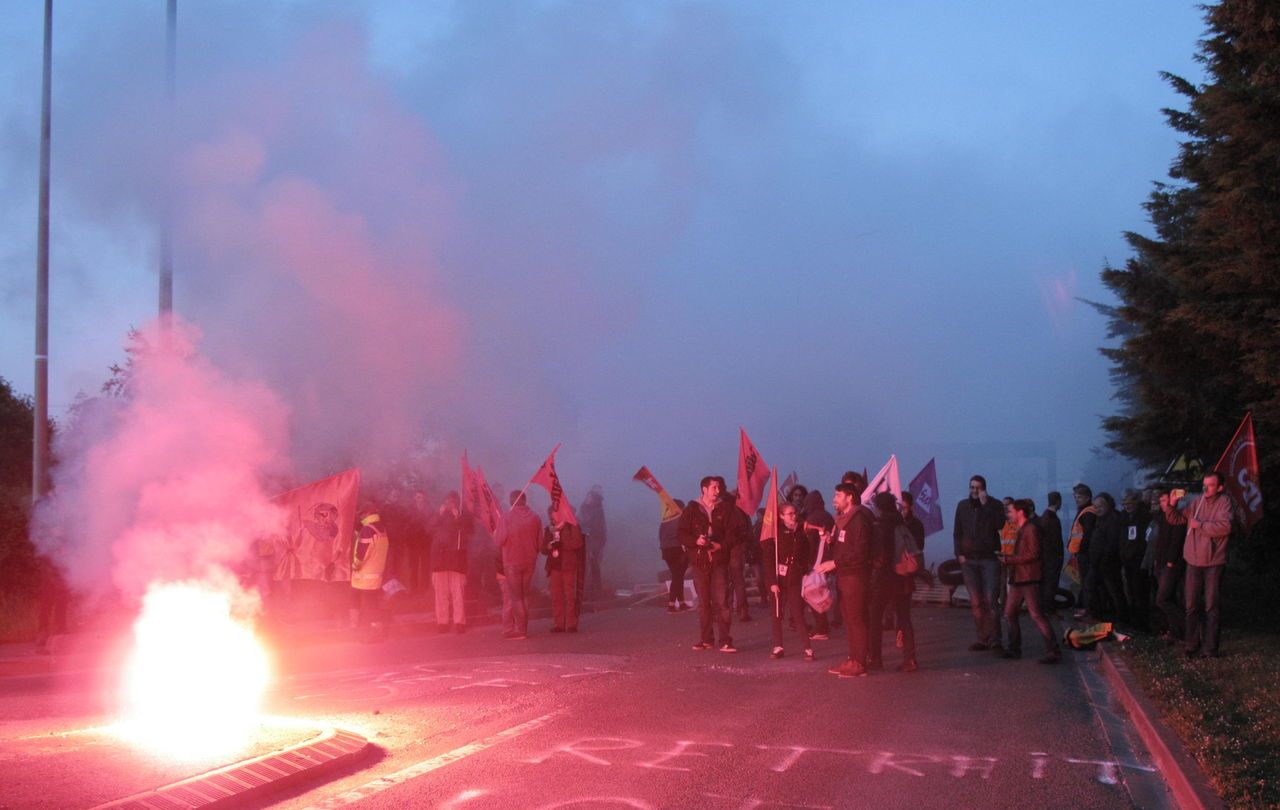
[633,466,682,522]
[473,465,504,536]
[1215,412,1263,530]
[736,428,770,515]
[761,466,780,618]
[760,467,779,544]
[529,444,578,525]
[461,452,484,518]
[272,468,360,582]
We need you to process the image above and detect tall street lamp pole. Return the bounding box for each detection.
[33,0,53,504]
[159,0,176,323]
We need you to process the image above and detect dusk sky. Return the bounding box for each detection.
[0,2,1208,575]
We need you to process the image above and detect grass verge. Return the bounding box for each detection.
[1120,629,1280,808]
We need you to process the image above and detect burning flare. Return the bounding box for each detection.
[118,580,270,760]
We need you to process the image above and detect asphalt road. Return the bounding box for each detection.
[0,601,1173,809]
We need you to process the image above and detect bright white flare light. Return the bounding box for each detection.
[118,581,270,760]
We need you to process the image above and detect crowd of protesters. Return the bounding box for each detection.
[300,484,613,643]
[653,466,1242,678]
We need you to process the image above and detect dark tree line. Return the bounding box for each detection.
[1098,1,1278,557]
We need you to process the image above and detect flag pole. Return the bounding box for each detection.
[772,467,780,620]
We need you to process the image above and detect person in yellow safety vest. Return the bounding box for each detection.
[351,510,390,641]
[1065,484,1098,618]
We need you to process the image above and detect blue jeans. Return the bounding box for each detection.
[962,558,1001,646]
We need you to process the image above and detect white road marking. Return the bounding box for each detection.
[305,711,561,808]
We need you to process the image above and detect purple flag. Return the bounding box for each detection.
[908,458,944,537]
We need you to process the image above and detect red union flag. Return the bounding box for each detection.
[760,467,779,544]
[529,444,578,525]
[473,465,504,536]
[908,458,945,537]
[272,467,360,582]
[461,452,484,518]
[1214,412,1263,530]
[736,428,770,515]
[633,466,682,522]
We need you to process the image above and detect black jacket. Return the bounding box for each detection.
[802,491,835,571]
[761,523,808,590]
[431,510,472,573]
[1038,509,1064,560]
[1088,511,1124,563]
[1118,504,1151,564]
[832,505,876,573]
[1151,512,1187,571]
[677,499,746,569]
[953,496,1005,559]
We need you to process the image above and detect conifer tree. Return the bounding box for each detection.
[1099,1,1278,547]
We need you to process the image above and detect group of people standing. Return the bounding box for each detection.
[346,485,610,641]
[659,465,1239,679]
[1062,472,1237,659]
[955,469,1238,666]
[668,471,926,678]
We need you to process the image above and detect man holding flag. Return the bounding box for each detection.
[1162,470,1236,659]
[760,470,814,661]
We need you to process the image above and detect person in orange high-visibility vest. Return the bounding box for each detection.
[351,510,390,641]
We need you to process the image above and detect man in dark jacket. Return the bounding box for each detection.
[1152,488,1187,641]
[1000,499,1060,664]
[1118,490,1152,630]
[678,476,746,652]
[542,508,585,633]
[953,475,1005,652]
[868,492,913,672]
[822,478,876,679]
[1037,491,1065,616]
[1086,493,1129,623]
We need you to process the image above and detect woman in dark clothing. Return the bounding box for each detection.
[763,503,814,660]
[868,492,918,672]
[660,499,690,612]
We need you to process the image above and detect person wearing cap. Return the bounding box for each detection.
[351,508,390,641]
[821,477,876,678]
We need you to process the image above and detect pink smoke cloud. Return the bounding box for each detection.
[39,320,290,601]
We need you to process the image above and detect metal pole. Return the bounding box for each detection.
[33,0,52,504]
[159,0,175,322]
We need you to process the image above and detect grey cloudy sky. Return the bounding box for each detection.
[1,2,1206,573]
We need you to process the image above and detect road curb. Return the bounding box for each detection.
[93,725,371,809]
[1098,646,1224,810]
